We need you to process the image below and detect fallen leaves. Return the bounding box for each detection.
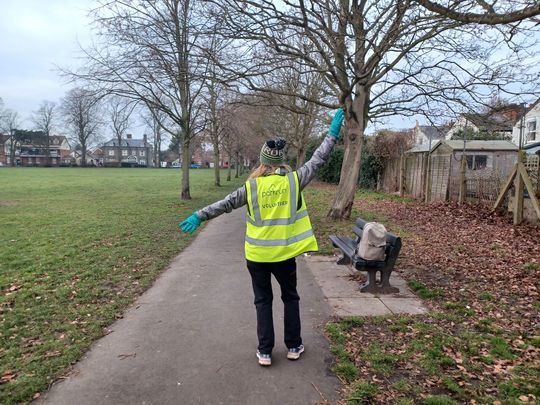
[331,197,540,403]
[0,371,17,385]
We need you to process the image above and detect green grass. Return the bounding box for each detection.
[408,280,444,299]
[326,320,360,382]
[304,184,411,254]
[422,395,459,405]
[0,167,244,404]
[361,344,399,376]
[347,380,379,403]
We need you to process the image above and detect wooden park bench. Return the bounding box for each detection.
[329,218,402,294]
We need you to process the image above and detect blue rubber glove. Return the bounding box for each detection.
[179,212,201,234]
[328,108,345,139]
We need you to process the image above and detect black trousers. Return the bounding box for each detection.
[246,257,302,354]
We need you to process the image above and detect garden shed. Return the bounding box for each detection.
[428,140,517,202]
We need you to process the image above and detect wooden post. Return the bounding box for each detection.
[518,162,540,221]
[399,155,405,197]
[514,151,525,225]
[536,156,540,197]
[458,154,467,204]
[493,164,517,211]
[421,153,427,200]
[424,153,432,203]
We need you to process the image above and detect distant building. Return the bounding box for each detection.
[101,134,153,167]
[0,131,71,166]
[411,121,447,146]
[446,104,524,141]
[512,98,540,147]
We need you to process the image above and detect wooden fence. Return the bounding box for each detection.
[379,152,523,204]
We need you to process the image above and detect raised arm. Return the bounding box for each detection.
[297,108,344,190]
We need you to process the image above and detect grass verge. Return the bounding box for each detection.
[0,167,244,404]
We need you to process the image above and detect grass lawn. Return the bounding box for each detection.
[304,183,540,404]
[0,167,244,404]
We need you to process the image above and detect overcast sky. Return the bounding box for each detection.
[0,1,97,127]
[1,1,538,137]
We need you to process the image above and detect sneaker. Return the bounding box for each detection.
[287,344,305,360]
[256,351,271,366]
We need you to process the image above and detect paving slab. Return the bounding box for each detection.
[304,255,427,317]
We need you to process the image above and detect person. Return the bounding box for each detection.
[179,108,344,366]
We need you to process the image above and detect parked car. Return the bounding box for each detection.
[171,162,181,168]
[190,163,202,169]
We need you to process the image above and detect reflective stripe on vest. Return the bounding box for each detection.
[244,171,318,263]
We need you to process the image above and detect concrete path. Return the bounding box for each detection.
[38,209,340,405]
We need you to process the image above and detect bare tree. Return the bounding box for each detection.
[63,0,214,199]
[213,0,539,219]
[31,101,58,166]
[415,0,540,24]
[60,88,103,167]
[107,97,134,167]
[0,109,21,166]
[141,106,170,168]
[267,66,326,168]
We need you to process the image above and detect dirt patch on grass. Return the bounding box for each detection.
[0,201,17,207]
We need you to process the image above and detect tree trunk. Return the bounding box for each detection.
[181,137,191,199]
[227,152,232,181]
[327,93,368,220]
[235,152,239,178]
[117,135,122,167]
[10,138,16,167]
[213,150,220,186]
[296,146,306,168]
[81,144,87,167]
[45,133,51,166]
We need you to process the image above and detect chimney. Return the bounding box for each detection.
[126,134,132,139]
[143,134,147,144]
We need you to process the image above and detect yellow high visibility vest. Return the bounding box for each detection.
[244,171,318,262]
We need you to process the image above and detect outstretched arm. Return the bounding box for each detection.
[197,186,247,221]
[178,186,247,234]
[297,108,344,190]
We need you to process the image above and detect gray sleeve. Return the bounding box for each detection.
[197,185,247,221]
[297,135,337,190]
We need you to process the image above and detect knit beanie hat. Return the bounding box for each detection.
[260,137,286,165]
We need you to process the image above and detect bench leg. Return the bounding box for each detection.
[359,269,379,293]
[336,256,351,266]
[377,269,399,294]
[360,269,400,294]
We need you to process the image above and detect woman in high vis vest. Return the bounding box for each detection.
[179,108,344,366]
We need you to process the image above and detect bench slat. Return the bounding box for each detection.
[329,235,356,258]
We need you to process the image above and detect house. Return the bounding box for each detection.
[101,134,153,167]
[69,146,103,167]
[428,140,517,202]
[512,98,540,148]
[445,109,520,141]
[411,121,447,146]
[0,130,72,166]
[0,134,10,165]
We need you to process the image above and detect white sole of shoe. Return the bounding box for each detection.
[287,346,305,360]
[257,353,271,366]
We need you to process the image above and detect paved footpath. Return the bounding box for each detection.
[38,209,340,405]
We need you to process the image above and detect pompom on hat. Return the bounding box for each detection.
[260,137,286,165]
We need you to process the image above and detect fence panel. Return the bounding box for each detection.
[430,154,451,201]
